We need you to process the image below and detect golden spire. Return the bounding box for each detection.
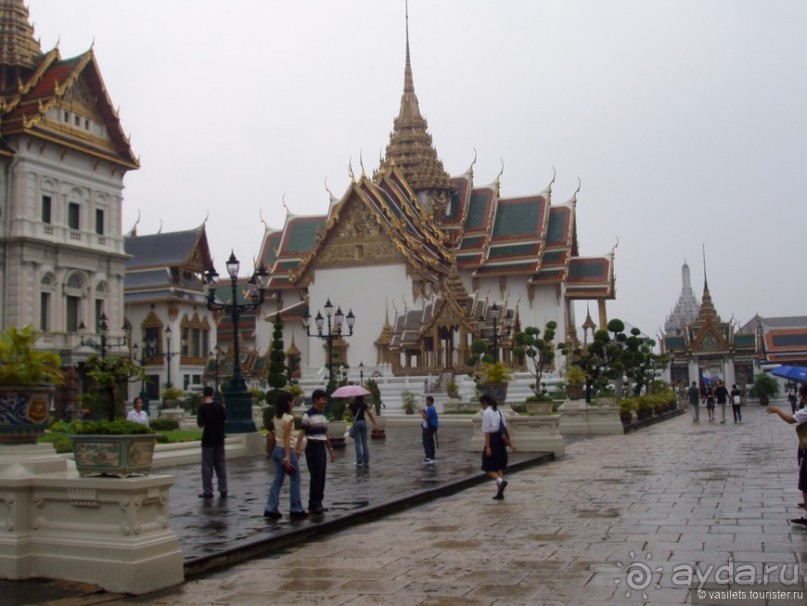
[379,2,451,207]
[0,0,42,90]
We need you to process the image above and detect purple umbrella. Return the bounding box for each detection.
[330,385,371,398]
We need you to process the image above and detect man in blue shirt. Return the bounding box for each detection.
[420,396,438,464]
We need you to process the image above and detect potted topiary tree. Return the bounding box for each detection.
[750,373,780,406]
[0,325,65,444]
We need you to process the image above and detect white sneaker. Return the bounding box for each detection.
[423,458,435,464]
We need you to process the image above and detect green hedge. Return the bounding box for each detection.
[150,417,180,431]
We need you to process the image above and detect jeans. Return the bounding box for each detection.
[352,419,369,465]
[201,444,227,495]
[422,427,436,460]
[690,403,699,422]
[732,404,742,422]
[305,440,328,511]
[265,446,303,513]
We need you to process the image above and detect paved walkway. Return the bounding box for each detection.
[9,404,807,605]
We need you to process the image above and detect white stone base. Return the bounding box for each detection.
[469,411,565,458]
[0,444,183,595]
[558,401,624,435]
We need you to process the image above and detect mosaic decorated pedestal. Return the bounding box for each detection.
[71,434,157,477]
[0,385,53,444]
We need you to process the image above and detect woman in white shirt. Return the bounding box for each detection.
[126,397,149,426]
[480,394,510,500]
[264,392,307,519]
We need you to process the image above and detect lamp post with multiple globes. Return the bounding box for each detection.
[302,299,355,393]
[203,252,269,433]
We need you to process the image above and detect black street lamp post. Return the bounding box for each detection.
[132,338,156,413]
[483,303,513,363]
[204,252,269,433]
[164,326,184,389]
[210,347,222,401]
[359,361,364,386]
[303,299,355,393]
[79,313,127,359]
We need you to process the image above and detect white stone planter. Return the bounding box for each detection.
[558,401,623,435]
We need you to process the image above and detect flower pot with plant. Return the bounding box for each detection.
[161,386,185,409]
[476,361,513,403]
[750,373,779,406]
[0,325,65,444]
[565,365,587,400]
[401,390,417,415]
[618,398,637,425]
[69,419,158,477]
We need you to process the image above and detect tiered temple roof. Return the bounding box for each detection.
[0,0,137,169]
[255,8,615,369]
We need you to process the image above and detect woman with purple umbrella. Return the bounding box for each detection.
[348,395,377,467]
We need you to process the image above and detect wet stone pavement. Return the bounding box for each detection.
[8,404,807,605]
[165,421,547,568]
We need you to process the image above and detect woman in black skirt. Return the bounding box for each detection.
[480,394,511,499]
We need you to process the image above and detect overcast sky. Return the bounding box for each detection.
[30,0,807,339]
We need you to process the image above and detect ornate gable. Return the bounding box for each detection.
[1,45,138,169]
[312,189,405,269]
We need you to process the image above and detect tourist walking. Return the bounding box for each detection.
[126,396,149,426]
[197,386,227,499]
[264,392,306,519]
[687,381,700,422]
[714,380,729,424]
[704,385,716,422]
[480,393,510,500]
[766,383,807,525]
[349,395,377,467]
[788,385,798,414]
[730,384,743,423]
[420,396,438,464]
[295,389,335,514]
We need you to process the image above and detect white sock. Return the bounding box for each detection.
[496,478,503,486]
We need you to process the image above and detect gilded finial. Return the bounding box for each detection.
[282,193,290,215]
[467,148,477,173]
[259,209,269,230]
[324,178,335,200]
[126,209,141,237]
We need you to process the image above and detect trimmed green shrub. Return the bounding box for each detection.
[150,417,180,431]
